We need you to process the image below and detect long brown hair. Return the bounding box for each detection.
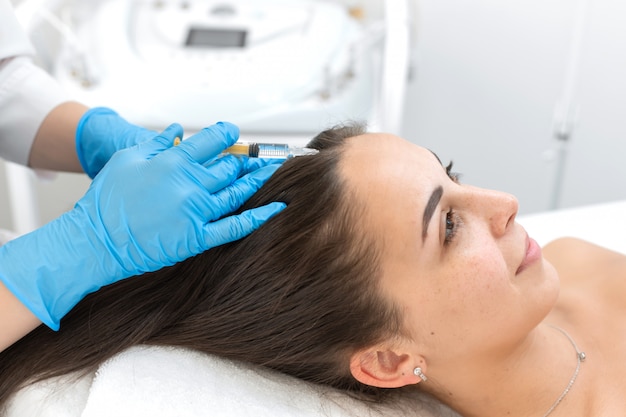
[0,123,404,408]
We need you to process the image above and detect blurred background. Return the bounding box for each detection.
[2,0,626,233]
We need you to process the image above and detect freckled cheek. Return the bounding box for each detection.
[448,255,509,314]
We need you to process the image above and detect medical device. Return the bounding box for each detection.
[26,0,386,134]
[224,143,318,159]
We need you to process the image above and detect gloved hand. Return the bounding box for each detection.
[76,107,157,178]
[0,122,285,330]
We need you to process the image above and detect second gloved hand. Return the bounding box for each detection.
[0,122,285,329]
[76,107,158,178]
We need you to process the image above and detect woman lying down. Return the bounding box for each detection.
[1,122,624,417]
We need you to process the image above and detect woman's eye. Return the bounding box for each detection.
[444,209,460,245]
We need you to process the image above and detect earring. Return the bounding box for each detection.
[413,367,428,382]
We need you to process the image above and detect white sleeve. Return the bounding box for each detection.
[0,0,70,166]
[0,0,34,58]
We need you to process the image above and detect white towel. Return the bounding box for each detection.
[5,345,457,417]
[5,373,92,417]
[80,345,455,417]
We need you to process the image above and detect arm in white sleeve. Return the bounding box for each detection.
[0,0,83,170]
[0,0,167,173]
[0,57,72,166]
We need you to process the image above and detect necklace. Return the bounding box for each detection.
[542,325,587,417]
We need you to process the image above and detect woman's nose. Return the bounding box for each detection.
[474,189,519,237]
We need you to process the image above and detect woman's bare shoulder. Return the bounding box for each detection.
[543,237,626,268]
[543,237,626,296]
[544,240,626,404]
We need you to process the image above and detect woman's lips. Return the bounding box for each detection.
[516,235,541,275]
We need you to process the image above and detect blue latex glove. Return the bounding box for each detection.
[76,107,157,178]
[0,122,285,330]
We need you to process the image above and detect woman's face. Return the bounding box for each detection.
[340,133,560,373]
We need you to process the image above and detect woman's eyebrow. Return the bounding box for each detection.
[422,185,444,242]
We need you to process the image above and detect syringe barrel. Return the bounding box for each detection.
[223,142,317,158]
[256,143,290,158]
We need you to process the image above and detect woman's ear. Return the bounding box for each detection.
[349,347,425,388]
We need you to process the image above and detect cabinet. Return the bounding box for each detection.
[402,0,626,214]
[558,0,626,208]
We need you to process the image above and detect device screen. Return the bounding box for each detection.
[185,27,247,48]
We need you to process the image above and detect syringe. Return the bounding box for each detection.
[224,142,318,159]
[173,138,318,159]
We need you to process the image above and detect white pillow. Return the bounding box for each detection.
[81,346,458,417]
[7,345,458,417]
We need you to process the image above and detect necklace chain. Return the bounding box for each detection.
[542,325,586,417]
